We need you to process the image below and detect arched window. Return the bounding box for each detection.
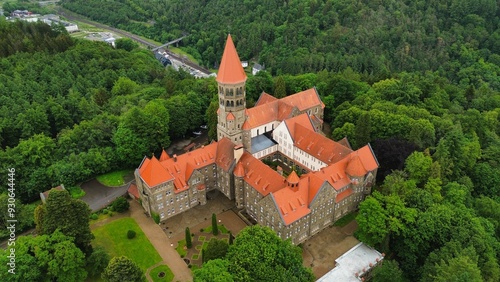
[226,100,230,106]
[231,101,234,107]
[230,89,234,96]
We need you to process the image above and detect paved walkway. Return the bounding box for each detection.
[302,220,360,279]
[129,200,193,282]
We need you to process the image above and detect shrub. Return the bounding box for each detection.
[102,208,109,214]
[152,212,160,224]
[127,230,136,239]
[90,213,98,220]
[111,196,130,213]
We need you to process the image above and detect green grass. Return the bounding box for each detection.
[333,211,358,227]
[150,264,174,282]
[192,254,199,260]
[68,186,86,199]
[198,235,206,241]
[203,224,229,234]
[96,170,133,186]
[169,47,199,64]
[176,239,187,257]
[92,218,162,271]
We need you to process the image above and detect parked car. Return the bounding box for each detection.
[200,125,208,129]
[193,131,202,136]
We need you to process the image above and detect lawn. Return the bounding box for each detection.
[150,264,174,282]
[176,239,187,257]
[169,47,200,64]
[202,224,229,234]
[96,170,133,186]
[68,186,86,199]
[92,218,162,271]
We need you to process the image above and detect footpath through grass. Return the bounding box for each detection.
[92,217,162,272]
[96,170,133,186]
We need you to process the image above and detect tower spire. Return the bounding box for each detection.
[216,35,247,84]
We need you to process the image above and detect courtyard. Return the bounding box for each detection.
[160,190,241,239]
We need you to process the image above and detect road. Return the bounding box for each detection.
[57,7,213,77]
[80,179,129,212]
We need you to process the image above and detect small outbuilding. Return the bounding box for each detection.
[40,184,65,204]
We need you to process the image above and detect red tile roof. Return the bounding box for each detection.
[234,161,245,177]
[356,144,379,172]
[280,88,324,111]
[306,174,326,205]
[272,177,311,225]
[337,137,352,149]
[216,34,247,84]
[159,149,170,161]
[243,101,280,129]
[138,143,217,192]
[286,171,300,185]
[346,155,367,177]
[226,112,235,120]
[284,113,315,136]
[238,152,284,196]
[128,183,140,199]
[335,188,354,203]
[319,164,351,190]
[294,124,353,165]
[216,137,235,172]
[138,156,174,188]
[255,92,277,106]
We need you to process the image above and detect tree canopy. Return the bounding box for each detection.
[194,225,314,282]
[34,189,94,254]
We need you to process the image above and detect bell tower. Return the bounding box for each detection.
[216,34,247,144]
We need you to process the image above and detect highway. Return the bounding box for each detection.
[57,7,213,77]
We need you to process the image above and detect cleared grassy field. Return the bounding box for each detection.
[92,217,162,271]
[96,170,133,186]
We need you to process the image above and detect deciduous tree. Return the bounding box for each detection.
[226,225,314,282]
[204,238,228,262]
[102,256,144,282]
[34,189,94,254]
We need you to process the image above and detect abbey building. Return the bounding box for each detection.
[135,35,378,245]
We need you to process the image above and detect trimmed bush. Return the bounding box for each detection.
[111,196,130,213]
[102,208,109,214]
[152,212,160,224]
[127,230,136,239]
[90,213,98,220]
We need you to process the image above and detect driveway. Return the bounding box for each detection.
[80,179,130,212]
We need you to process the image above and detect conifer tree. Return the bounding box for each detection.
[212,213,218,235]
[186,227,192,249]
[273,76,286,98]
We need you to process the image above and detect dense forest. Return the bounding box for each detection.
[60,0,500,87]
[0,19,213,206]
[1,0,500,280]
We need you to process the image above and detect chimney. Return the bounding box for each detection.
[173,154,177,162]
[234,144,244,163]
